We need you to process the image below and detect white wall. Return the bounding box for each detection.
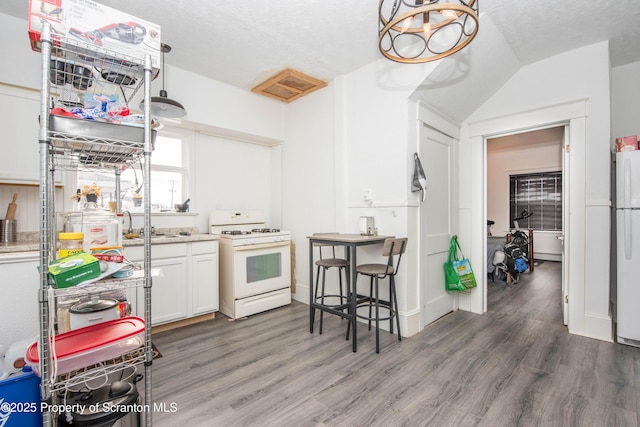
[461,42,613,341]
[153,65,286,144]
[283,58,439,336]
[193,132,274,232]
[612,62,640,143]
[280,79,336,305]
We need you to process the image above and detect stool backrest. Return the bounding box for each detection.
[382,238,408,275]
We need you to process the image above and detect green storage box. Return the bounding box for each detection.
[48,252,100,288]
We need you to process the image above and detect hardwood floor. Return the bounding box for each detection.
[149,261,640,426]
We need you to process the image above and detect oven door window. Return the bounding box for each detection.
[232,243,291,299]
[247,253,282,283]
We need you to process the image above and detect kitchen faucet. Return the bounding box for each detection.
[139,226,155,235]
[122,210,133,235]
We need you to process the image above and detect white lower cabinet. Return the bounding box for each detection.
[127,240,218,326]
[192,241,219,315]
[0,252,40,344]
[150,247,189,324]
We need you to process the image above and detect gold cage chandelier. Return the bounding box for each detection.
[379,0,479,64]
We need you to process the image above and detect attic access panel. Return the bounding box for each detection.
[252,69,327,103]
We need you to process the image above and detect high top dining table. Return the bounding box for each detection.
[308,233,394,352]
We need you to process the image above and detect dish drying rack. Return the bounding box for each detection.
[36,22,156,426]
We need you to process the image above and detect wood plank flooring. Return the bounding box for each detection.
[149,261,640,426]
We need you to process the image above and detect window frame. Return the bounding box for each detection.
[75,126,193,213]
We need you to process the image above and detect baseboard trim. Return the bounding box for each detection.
[152,312,216,334]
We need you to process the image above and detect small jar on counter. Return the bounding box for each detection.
[58,232,84,258]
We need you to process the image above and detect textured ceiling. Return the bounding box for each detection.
[2,1,639,93]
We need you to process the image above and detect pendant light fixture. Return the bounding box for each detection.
[140,43,187,118]
[378,0,479,64]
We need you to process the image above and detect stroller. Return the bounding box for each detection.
[491,209,533,284]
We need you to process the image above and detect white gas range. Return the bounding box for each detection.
[209,211,291,319]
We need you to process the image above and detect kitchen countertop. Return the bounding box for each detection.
[122,233,218,246]
[0,233,218,255]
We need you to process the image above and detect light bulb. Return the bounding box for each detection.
[401,16,414,33]
[423,21,431,38]
[423,13,431,38]
[440,9,458,20]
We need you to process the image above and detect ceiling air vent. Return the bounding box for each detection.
[251,69,327,103]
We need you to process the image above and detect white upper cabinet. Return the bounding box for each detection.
[0,84,61,184]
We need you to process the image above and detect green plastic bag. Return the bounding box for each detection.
[444,236,478,292]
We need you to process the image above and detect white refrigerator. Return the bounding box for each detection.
[616,150,640,347]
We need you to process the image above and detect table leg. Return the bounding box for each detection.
[350,244,357,352]
[309,239,314,333]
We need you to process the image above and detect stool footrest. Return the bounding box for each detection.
[315,294,349,308]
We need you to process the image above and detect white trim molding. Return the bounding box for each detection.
[465,98,613,342]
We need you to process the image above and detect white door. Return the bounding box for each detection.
[560,126,570,325]
[420,125,456,327]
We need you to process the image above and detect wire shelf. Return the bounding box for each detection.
[53,270,144,300]
[51,349,145,393]
[47,36,156,170]
[48,115,156,170]
[50,36,148,104]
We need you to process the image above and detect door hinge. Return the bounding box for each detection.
[565,145,570,153]
[565,295,569,303]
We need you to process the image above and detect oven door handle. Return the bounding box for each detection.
[233,241,290,251]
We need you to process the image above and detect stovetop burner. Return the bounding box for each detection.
[252,228,281,233]
[221,230,252,235]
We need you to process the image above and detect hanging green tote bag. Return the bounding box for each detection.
[444,236,478,291]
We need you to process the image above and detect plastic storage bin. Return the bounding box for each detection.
[25,317,145,376]
[0,367,43,426]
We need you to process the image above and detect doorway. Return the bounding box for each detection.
[462,99,613,340]
[485,127,565,321]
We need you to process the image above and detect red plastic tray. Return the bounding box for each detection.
[26,316,145,362]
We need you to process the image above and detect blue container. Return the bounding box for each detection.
[0,367,42,427]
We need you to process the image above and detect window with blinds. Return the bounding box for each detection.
[509,171,562,231]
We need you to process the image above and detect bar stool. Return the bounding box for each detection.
[351,237,407,353]
[312,233,349,334]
